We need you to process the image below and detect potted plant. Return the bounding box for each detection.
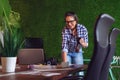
[0,0,23,72]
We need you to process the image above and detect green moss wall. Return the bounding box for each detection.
[9,0,120,60]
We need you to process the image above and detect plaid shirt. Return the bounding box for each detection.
[62,24,88,53]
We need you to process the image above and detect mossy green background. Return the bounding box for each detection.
[9,0,120,60]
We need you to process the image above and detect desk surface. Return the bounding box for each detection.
[0,64,87,80]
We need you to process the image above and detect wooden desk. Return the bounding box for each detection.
[0,65,87,80]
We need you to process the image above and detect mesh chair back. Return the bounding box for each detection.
[24,37,43,48]
[18,49,44,65]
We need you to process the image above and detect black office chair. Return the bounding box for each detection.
[60,13,115,80]
[18,49,44,65]
[24,37,44,48]
[84,14,115,80]
[17,37,45,65]
[99,28,120,80]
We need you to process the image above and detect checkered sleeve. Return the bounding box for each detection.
[77,24,88,44]
[62,28,69,53]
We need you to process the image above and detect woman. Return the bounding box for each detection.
[61,11,88,75]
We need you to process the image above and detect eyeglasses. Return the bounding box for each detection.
[65,20,75,24]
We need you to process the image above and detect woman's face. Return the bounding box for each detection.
[65,16,77,30]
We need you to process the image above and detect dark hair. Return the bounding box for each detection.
[64,11,78,23]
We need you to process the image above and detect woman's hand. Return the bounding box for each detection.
[62,52,67,62]
[79,38,88,48]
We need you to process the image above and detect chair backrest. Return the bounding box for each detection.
[84,14,115,80]
[99,28,120,80]
[17,37,45,65]
[24,37,43,48]
[17,49,44,65]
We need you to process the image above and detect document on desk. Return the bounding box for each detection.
[40,72,61,76]
[17,70,61,76]
[0,73,15,77]
[31,65,72,71]
[33,67,72,72]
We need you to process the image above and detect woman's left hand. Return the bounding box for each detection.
[79,38,88,48]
